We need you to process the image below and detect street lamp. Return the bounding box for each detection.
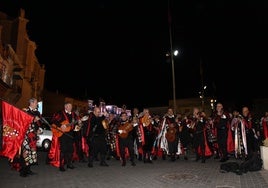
[171,50,179,114]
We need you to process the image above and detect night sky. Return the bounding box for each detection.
[0,0,267,110]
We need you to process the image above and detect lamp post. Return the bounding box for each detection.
[166,50,179,114]
[171,50,177,114]
[168,0,177,114]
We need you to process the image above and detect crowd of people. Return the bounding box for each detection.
[5,98,268,177]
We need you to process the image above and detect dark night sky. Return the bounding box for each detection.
[0,0,267,110]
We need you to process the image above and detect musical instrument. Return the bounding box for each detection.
[52,115,88,137]
[178,125,183,132]
[118,122,134,139]
[74,115,89,131]
[141,115,152,127]
[165,123,177,142]
[102,119,109,130]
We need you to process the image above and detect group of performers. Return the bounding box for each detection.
[45,101,264,171]
[6,99,266,177]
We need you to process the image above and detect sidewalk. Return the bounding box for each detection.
[1,151,268,188]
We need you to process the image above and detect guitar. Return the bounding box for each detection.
[118,122,134,139]
[165,124,177,142]
[74,115,89,132]
[51,115,88,137]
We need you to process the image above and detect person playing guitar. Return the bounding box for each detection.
[47,102,81,171]
[138,108,156,163]
[163,107,179,161]
[116,111,136,167]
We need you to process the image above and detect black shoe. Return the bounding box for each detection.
[184,156,188,160]
[88,163,93,168]
[201,159,206,163]
[20,172,28,177]
[27,170,37,175]
[122,161,126,166]
[46,156,51,164]
[100,161,109,166]
[138,154,142,161]
[79,159,87,163]
[236,170,243,175]
[59,167,66,172]
[131,161,136,166]
[147,160,153,163]
[219,158,227,162]
[67,165,75,169]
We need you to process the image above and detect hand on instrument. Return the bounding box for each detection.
[118,130,126,134]
[61,124,67,130]
[34,116,40,122]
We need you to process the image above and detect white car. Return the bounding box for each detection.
[36,127,52,151]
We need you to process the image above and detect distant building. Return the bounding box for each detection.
[0,9,45,108]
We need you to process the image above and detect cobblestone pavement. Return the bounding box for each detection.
[1,151,268,188]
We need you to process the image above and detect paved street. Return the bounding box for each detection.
[1,151,268,188]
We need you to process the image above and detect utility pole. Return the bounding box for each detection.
[168,0,176,114]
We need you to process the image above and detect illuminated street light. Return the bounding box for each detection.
[173,50,179,56]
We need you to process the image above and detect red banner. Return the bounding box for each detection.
[0,101,33,160]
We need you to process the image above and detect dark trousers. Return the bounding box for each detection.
[217,130,228,159]
[19,155,31,175]
[193,132,205,159]
[88,135,107,164]
[119,137,135,162]
[59,133,74,167]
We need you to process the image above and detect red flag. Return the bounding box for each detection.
[0,101,33,160]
